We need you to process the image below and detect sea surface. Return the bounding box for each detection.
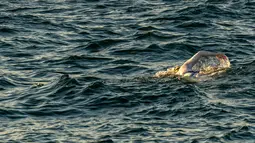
[1,0,255,142]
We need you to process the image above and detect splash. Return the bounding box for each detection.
[154,55,231,81]
[193,56,231,74]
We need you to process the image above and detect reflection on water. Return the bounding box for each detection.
[0,0,254,142]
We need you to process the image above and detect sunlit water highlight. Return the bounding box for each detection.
[0,0,255,142]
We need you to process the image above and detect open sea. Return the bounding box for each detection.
[1,0,255,142]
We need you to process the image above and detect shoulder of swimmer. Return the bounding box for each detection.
[177,64,194,76]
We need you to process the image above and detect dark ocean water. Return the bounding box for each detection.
[1,0,255,142]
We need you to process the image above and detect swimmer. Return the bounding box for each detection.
[155,51,229,81]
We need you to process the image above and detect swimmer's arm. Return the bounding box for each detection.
[184,51,221,67]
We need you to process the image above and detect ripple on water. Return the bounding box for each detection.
[0,0,255,142]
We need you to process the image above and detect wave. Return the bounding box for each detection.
[98,65,148,75]
[176,21,211,28]
[177,4,239,19]
[134,30,182,40]
[0,76,16,90]
[45,55,112,69]
[1,0,255,142]
[0,27,18,34]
